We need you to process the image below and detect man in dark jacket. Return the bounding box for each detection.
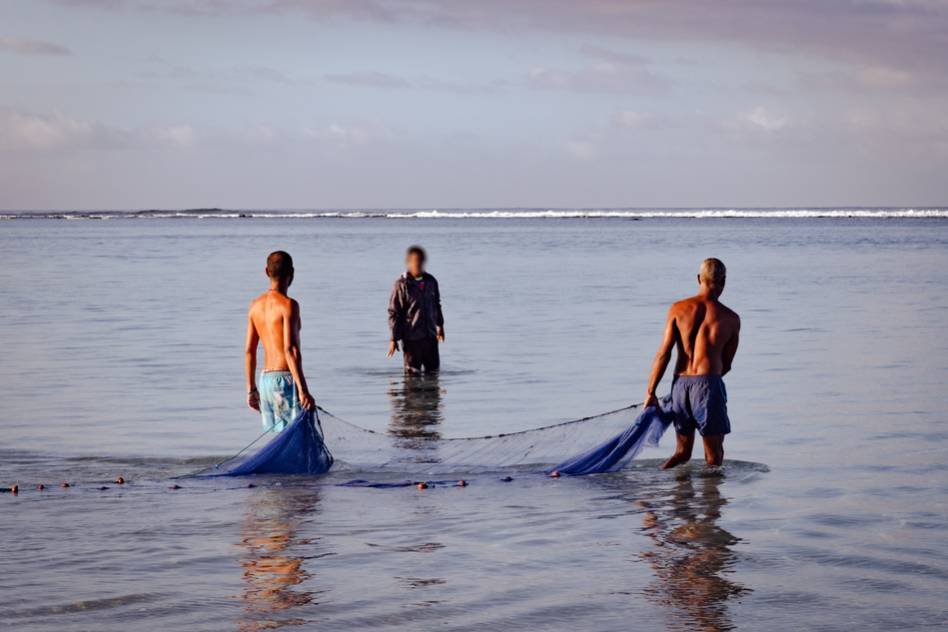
[387,245,445,373]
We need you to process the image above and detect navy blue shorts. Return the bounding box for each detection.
[670,375,731,437]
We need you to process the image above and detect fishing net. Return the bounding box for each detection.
[197,409,333,477]
[196,396,673,478]
[317,396,672,475]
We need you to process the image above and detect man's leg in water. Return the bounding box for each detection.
[661,430,695,469]
[402,339,424,374]
[702,435,724,466]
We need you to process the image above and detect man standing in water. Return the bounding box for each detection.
[643,258,740,468]
[387,245,445,373]
[245,251,315,431]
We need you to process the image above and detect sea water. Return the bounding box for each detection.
[1,211,946,630]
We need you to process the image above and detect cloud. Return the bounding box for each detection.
[854,65,915,90]
[741,107,789,132]
[524,44,666,94]
[47,1,948,99]
[566,139,596,161]
[613,110,650,129]
[323,70,502,95]
[303,122,391,148]
[60,2,945,74]
[324,71,411,89]
[0,37,71,56]
[152,125,195,147]
[0,109,112,149]
[0,108,197,151]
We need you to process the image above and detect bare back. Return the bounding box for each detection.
[670,296,740,376]
[248,290,298,371]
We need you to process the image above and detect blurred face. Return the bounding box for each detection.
[406,252,424,277]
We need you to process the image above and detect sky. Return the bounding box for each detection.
[0,0,946,210]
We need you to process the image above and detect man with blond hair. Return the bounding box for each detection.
[642,258,741,468]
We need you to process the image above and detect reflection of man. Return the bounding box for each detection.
[640,472,746,631]
[387,246,445,373]
[388,373,444,441]
[642,258,740,469]
[239,487,319,632]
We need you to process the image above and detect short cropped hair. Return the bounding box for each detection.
[266,250,294,280]
[699,258,726,287]
[406,245,427,263]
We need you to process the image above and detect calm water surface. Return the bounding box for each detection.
[1,217,946,631]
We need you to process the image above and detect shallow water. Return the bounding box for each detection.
[1,215,947,630]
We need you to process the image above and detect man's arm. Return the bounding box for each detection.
[244,310,260,411]
[644,307,678,408]
[433,276,445,342]
[721,318,740,376]
[387,281,403,357]
[283,300,314,410]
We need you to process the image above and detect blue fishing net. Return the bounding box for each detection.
[546,402,674,475]
[199,409,333,477]
[201,395,672,478]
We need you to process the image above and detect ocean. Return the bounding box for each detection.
[1,210,947,631]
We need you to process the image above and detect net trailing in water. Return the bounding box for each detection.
[200,396,673,478]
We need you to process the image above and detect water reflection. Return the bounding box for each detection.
[239,486,323,631]
[388,372,444,451]
[639,469,748,632]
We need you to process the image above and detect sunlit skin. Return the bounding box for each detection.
[644,269,740,469]
[245,267,315,412]
[387,250,445,358]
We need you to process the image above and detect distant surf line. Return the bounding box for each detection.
[2,208,947,220]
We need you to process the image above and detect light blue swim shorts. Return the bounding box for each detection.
[259,370,299,433]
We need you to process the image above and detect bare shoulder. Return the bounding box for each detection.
[248,292,267,313]
[717,301,741,325]
[669,296,699,316]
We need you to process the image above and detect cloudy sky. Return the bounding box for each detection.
[1,0,946,209]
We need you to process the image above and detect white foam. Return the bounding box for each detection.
[3,208,947,220]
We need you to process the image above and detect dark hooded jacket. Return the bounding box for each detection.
[388,272,444,342]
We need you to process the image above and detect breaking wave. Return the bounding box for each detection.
[3,208,947,221]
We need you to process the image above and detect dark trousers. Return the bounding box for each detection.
[402,337,440,373]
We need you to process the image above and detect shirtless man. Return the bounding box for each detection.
[244,251,315,432]
[643,258,740,469]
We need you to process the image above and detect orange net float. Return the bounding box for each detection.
[456,480,468,487]
[1,484,18,495]
[416,482,428,490]
[549,470,561,478]
[115,476,125,485]
[61,481,71,488]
